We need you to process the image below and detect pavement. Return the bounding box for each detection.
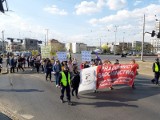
[0,57,160,120]
[0,68,160,120]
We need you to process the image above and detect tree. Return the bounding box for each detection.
[101,44,110,53]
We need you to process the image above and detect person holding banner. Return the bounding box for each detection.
[151,58,160,85]
[59,66,73,105]
[130,59,139,89]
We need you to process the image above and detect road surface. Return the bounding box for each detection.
[0,69,160,120]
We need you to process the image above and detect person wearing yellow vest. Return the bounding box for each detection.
[151,58,160,85]
[59,65,73,105]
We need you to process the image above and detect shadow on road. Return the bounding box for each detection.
[0,89,44,92]
[72,101,138,108]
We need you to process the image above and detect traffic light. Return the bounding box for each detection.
[157,32,160,38]
[0,0,4,13]
[38,41,42,44]
[151,30,156,37]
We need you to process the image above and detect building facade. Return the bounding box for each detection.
[151,38,160,53]
[24,38,39,51]
[0,41,8,52]
[72,42,87,53]
[6,41,23,52]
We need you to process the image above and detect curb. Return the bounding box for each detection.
[0,103,26,120]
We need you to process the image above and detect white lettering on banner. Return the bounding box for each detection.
[98,70,135,79]
[98,80,111,87]
[101,64,135,72]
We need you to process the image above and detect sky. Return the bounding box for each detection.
[0,0,160,46]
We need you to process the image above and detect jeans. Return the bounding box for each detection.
[55,72,60,85]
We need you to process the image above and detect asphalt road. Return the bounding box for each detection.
[72,54,157,63]
[0,69,160,120]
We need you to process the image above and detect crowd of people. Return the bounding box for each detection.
[3,54,160,105]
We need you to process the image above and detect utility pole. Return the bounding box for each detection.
[141,14,145,61]
[100,38,101,48]
[2,30,4,53]
[45,34,46,46]
[114,25,118,55]
[122,32,125,51]
[45,29,49,45]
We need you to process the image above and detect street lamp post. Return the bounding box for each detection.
[45,29,49,45]
[122,32,125,51]
[141,14,145,61]
[1,30,4,53]
[114,25,118,55]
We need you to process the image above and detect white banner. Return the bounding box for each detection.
[79,66,97,93]
[57,52,67,62]
[81,51,91,62]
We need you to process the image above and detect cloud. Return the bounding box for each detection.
[44,5,68,16]
[0,13,65,41]
[75,1,100,15]
[107,0,127,10]
[134,0,142,6]
[88,4,160,43]
[89,4,160,26]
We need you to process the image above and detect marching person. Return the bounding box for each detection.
[53,60,61,87]
[130,59,139,89]
[10,56,15,73]
[71,66,80,99]
[151,58,160,85]
[0,55,3,73]
[17,56,24,72]
[59,65,73,105]
[45,60,53,82]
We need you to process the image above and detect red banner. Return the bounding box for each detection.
[96,64,138,89]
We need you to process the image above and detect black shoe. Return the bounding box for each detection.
[132,85,136,89]
[109,87,114,90]
[60,99,64,103]
[68,101,73,105]
[72,92,74,96]
[151,79,155,84]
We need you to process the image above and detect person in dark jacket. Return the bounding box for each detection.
[10,56,15,73]
[17,56,24,72]
[59,65,72,105]
[45,60,53,82]
[151,58,160,85]
[0,55,3,73]
[71,66,80,99]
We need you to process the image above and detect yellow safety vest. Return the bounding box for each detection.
[155,63,159,72]
[61,72,71,86]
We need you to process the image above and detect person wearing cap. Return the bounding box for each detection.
[151,58,160,85]
[59,65,73,105]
